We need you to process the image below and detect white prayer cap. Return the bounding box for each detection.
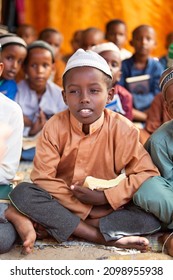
[91,42,120,56]
[63,48,112,79]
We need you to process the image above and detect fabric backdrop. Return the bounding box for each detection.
[25,0,173,57]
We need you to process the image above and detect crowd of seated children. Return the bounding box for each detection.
[105,19,132,61]
[80,27,105,50]
[0,19,173,256]
[91,42,133,120]
[15,40,67,160]
[38,27,66,87]
[119,24,164,123]
[6,49,161,255]
[0,33,27,100]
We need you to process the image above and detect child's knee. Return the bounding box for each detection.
[133,176,166,210]
[0,223,17,254]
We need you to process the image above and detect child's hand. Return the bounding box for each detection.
[29,111,47,136]
[70,183,108,205]
[39,110,47,126]
[24,115,33,127]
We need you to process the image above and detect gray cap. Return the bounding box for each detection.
[27,40,55,62]
[0,33,27,48]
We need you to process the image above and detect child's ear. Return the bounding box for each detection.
[0,62,4,76]
[62,90,68,105]
[106,87,114,104]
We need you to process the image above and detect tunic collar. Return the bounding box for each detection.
[70,111,104,135]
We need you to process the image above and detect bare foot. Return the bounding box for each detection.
[159,232,173,256]
[113,236,149,251]
[73,220,149,251]
[5,205,36,254]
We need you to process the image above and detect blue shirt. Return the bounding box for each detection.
[159,55,167,70]
[0,79,17,100]
[119,55,164,111]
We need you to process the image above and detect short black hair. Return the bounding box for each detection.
[132,24,154,39]
[105,19,126,32]
[38,28,61,40]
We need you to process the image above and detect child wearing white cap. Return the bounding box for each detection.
[134,66,173,257]
[0,33,27,100]
[6,49,161,254]
[91,42,133,120]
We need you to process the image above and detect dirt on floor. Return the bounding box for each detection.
[0,238,172,260]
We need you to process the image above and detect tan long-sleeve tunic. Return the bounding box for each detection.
[31,109,160,220]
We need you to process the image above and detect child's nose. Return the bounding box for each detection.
[12,60,18,69]
[80,91,90,103]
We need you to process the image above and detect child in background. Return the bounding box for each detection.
[134,67,173,257]
[159,32,173,70]
[16,24,37,45]
[139,92,171,145]
[15,24,37,82]
[16,40,67,137]
[80,27,105,50]
[38,27,65,87]
[91,42,133,120]
[6,49,160,254]
[119,24,163,122]
[63,29,83,63]
[0,34,27,100]
[105,19,132,60]
[15,40,67,160]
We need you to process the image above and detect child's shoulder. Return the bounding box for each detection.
[149,120,173,144]
[104,108,135,130]
[45,109,69,126]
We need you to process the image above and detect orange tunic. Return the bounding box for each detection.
[31,109,160,220]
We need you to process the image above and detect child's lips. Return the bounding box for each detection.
[8,71,16,78]
[78,108,93,117]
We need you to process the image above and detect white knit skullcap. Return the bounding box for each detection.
[91,42,120,56]
[63,48,112,79]
[0,33,27,48]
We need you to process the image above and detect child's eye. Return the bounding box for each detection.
[31,64,37,68]
[7,56,13,61]
[90,89,99,94]
[69,89,79,94]
[43,63,50,68]
[112,62,119,68]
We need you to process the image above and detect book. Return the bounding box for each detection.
[126,74,150,94]
[83,173,126,191]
